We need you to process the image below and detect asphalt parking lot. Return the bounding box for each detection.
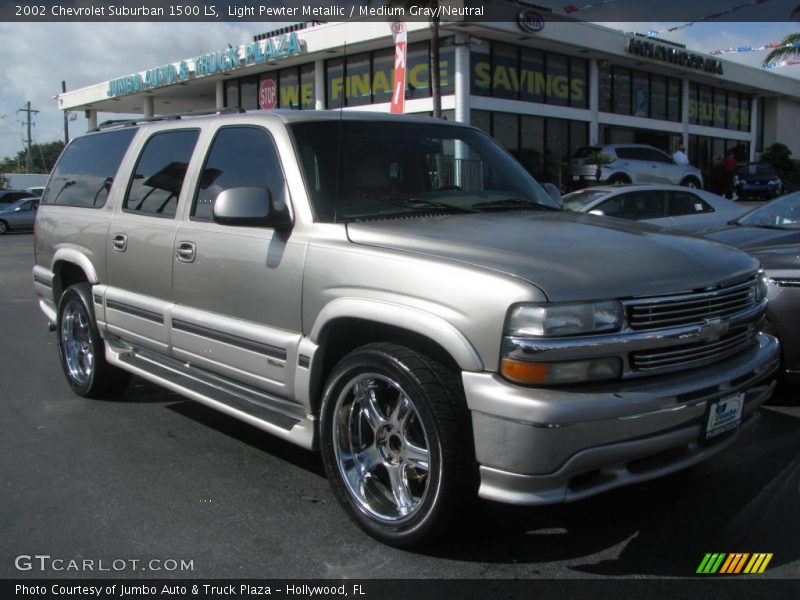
[1,232,799,580]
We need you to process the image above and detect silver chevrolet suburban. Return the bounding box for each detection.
[33,111,779,547]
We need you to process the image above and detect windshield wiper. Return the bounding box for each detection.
[360,194,479,214]
[471,198,560,211]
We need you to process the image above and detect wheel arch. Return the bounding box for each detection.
[305,299,482,416]
[51,249,98,304]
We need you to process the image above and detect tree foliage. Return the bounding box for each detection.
[0,141,65,175]
[763,5,800,64]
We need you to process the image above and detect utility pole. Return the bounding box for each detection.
[17,101,40,172]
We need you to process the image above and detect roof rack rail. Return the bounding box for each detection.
[93,107,246,131]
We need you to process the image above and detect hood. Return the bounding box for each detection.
[346,212,758,302]
[704,225,800,271]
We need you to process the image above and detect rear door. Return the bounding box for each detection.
[104,128,200,354]
[171,124,306,398]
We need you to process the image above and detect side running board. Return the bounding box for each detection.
[105,343,316,450]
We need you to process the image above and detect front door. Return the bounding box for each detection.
[171,125,306,399]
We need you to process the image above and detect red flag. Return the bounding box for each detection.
[390,22,407,114]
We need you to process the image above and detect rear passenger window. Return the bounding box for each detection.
[42,128,136,208]
[124,130,199,218]
[669,191,714,216]
[599,191,667,220]
[192,126,286,221]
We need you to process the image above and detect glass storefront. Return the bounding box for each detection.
[325,40,455,108]
[598,62,682,123]
[689,134,750,193]
[472,109,589,187]
[688,83,751,132]
[599,124,680,154]
[471,42,588,109]
[226,63,316,110]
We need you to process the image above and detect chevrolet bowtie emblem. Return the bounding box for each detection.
[699,318,729,344]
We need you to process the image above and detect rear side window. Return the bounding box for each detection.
[123,130,199,218]
[669,191,714,216]
[614,147,645,160]
[192,126,286,222]
[599,191,667,220]
[41,128,136,208]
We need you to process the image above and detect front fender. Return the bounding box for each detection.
[309,297,484,372]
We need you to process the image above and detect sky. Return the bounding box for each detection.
[0,19,798,165]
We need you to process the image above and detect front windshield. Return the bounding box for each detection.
[290,120,557,223]
[562,190,611,212]
[737,193,800,229]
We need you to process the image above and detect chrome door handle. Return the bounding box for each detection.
[111,233,127,252]
[176,241,196,263]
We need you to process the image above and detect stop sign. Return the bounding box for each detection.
[259,79,277,109]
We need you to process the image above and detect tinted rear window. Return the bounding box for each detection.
[42,128,137,208]
[737,163,776,177]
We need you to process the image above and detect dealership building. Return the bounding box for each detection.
[58,12,800,187]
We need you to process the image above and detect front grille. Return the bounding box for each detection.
[631,325,755,372]
[626,277,757,331]
[773,278,800,288]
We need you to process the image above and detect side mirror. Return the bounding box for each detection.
[541,182,562,207]
[213,186,292,231]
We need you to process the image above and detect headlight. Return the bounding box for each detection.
[756,271,769,303]
[506,301,623,337]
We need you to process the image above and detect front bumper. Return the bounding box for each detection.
[463,332,779,505]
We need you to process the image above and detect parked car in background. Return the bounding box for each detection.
[0,197,40,234]
[0,189,36,208]
[568,144,704,189]
[703,192,800,385]
[733,163,783,201]
[562,185,749,232]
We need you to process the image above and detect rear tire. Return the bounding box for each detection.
[319,343,474,547]
[57,283,131,398]
[0,220,8,235]
[680,177,701,189]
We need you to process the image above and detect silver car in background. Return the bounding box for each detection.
[0,197,40,234]
[703,192,800,385]
[562,185,749,232]
[569,144,704,188]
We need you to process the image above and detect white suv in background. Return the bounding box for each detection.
[569,144,704,189]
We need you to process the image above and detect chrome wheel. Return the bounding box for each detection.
[333,373,431,523]
[60,298,94,385]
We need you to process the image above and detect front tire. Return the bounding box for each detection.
[319,343,473,547]
[57,283,131,398]
[0,220,8,235]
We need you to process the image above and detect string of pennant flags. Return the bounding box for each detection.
[562,0,615,14]
[643,0,774,36]
[709,40,800,55]
[763,59,800,69]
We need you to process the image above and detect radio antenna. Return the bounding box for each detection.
[333,40,346,224]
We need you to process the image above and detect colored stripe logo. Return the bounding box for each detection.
[697,553,773,574]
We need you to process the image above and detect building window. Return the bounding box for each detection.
[300,63,315,110]
[239,76,258,111]
[699,85,713,127]
[632,72,649,117]
[371,48,394,105]
[406,42,431,99]
[666,78,681,122]
[546,53,569,107]
[740,95,751,132]
[598,61,612,113]
[492,43,518,100]
[713,88,727,129]
[346,52,371,106]
[326,57,344,109]
[612,67,631,115]
[650,75,666,121]
[569,58,588,109]
[225,80,239,109]
[278,67,299,109]
[492,112,518,150]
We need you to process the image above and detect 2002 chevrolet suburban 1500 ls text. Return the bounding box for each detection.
[33,111,779,547]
